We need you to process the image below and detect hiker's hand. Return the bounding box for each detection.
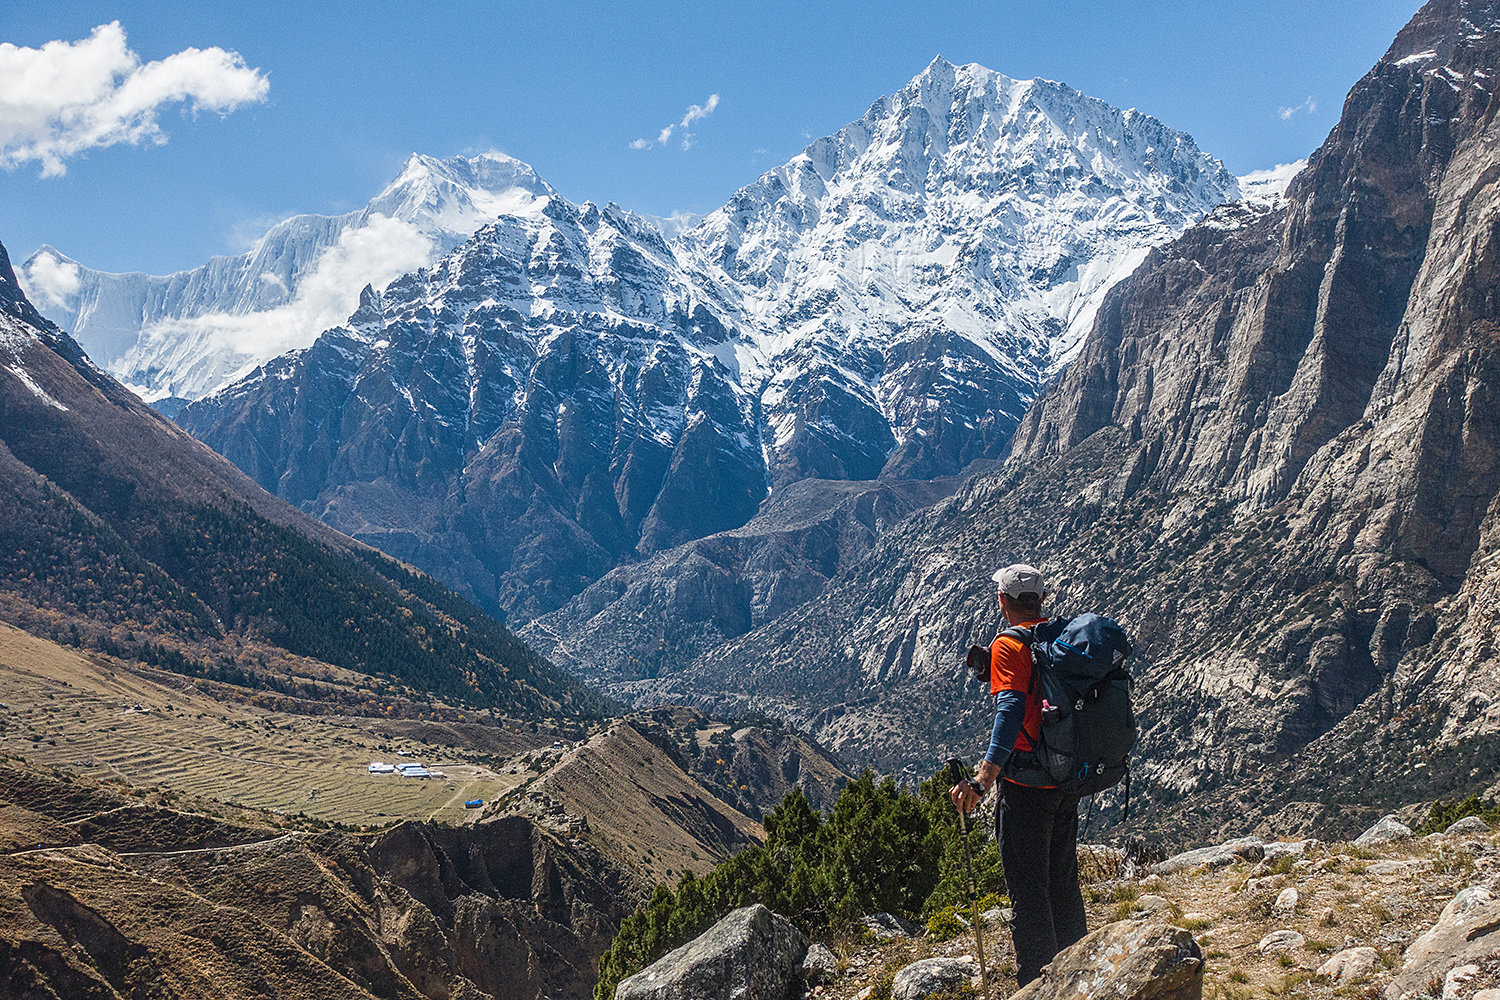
[950,779,981,812]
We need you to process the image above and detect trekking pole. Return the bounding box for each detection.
[946,757,990,999]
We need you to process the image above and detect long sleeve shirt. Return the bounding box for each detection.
[983,617,1048,770]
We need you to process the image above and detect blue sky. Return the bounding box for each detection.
[3,1,1420,276]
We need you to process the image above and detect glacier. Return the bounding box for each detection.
[20,152,556,405]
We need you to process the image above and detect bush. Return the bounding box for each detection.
[926,905,967,940]
[593,766,973,1000]
[1417,794,1500,835]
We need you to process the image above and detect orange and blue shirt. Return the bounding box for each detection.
[984,617,1048,775]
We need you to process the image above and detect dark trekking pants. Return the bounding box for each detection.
[997,780,1087,986]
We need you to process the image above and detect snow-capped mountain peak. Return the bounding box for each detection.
[366,151,556,231]
[672,56,1238,482]
[20,152,556,405]
[173,56,1245,625]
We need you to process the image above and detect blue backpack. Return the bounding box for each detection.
[997,613,1136,797]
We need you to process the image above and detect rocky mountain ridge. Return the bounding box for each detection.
[0,235,607,720]
[175,58,1239,628]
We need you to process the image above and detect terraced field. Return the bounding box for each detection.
[0,623,554,827]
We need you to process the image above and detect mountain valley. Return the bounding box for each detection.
[7,3,1500,997]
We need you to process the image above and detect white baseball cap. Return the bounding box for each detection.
[991,563,1045,597]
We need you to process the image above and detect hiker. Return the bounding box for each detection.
[950,562,1087,987]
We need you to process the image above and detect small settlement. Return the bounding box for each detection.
[367,761,433,777]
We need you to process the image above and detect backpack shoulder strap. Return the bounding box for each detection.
[996,625,1041,699]
[997,625,1033,645]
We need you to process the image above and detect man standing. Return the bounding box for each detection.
[950,562,1087,987]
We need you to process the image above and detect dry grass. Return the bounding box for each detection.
[808,827,1500,1000]
[0,622,547,828]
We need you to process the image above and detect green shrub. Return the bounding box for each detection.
[926,905,966,941]
[1416,794,1500,835]
[594,766,973,1000]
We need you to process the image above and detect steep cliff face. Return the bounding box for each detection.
[640,0,1500,837]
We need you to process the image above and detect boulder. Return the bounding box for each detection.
[1258,930,1305,952]
[801,942,838,984]
[1137,894,1173,913]
[1355,815,1414,847]
[1443,816,1492,836]
[615,904,808,1000]
[861,912,918,940]
[1273,887,1298,918]
[1317,946,1379,984]
[1385,887,1500,999]
[1443,965,1480,1000]
[1245,875,1283,894]
[1010,921,1202,1000]
[1262,839,1319,863]
[981,906,1013,927]
[891,957,974,1000]
[1152,837,1265,874]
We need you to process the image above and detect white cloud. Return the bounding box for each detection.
[1278,97,1317,120]
[630,93,720,150]
[0,22,268,177]
[19,251,81,308]
[681,94,719,126]
[132,214,432,366]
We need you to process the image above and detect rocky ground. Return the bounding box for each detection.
[789,815,1500,1000]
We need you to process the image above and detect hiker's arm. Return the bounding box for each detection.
[982,689,1025,786]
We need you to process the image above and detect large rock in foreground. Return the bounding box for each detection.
[1385,887,1500,1000]
[615,904,808,1000]
[1012,921,1204,1000]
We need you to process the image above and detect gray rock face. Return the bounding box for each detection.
[1258,930,1305,952]
[637,0,1500,840]
[1318,946,1380,984]
[891,956,975,1000]
[1153,838,1265,875]
[1385,887,1500,1000]
[1356,816,1415,847]
[800,942,839,983]
[614,904,808,1000]
[861,912,918,941]
[1010,921,1203,1000]
[1443,816,1493,836]
[1262,840,1318,863]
